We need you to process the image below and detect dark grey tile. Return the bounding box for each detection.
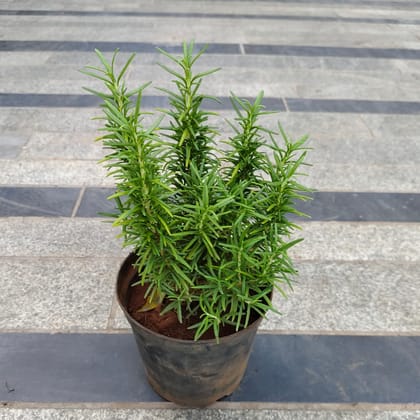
[1,333,419,403]
[0,187,80,217]
[286,98,420,114]
[0,94,283,110]
[2,188,420,222]
[228,335,420,403]
[4,41,420,60]
[244,44,420,60]
[193,0,420,8]
[0,94,165,108]
[0,41,239,55]
[73,190,420,222]
[0,333,159,403]
[0,41,154,53]
[202,96,285,111]
[0,93,100,108]
[77,188,116,218]
[294,192,420,222]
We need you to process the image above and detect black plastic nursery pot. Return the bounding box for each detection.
[116,253,263,407]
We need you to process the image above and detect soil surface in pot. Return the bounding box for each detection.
[127,279,260,341]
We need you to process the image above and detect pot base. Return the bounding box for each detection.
[117,253,262,407]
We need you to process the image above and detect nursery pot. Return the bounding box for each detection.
[116,253,263,407]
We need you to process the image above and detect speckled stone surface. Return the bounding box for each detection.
[0,410,419,420]
[0,257,120,330]
[261,261,420,333]
[0,159,110,186]
[293,222,420,262]
[19,132,104,160]
[0,218,125,257]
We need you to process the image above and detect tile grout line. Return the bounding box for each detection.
[283,97,290,112]
[3,401,420,411]
[239,43,245,55]
[71,186,86,217]
[106,295,121,330]
[1,328,419,336]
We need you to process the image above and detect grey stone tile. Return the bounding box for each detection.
[294,79,420,101]
[1,21,418,47]
[1,410,420,420]
[3,8,420,26]
[304,163,420,192]
[112,259,420,334]
[306,135,420,165]
[359,114,420,138]
[296,221,420,262]
[0,218,124,257]
[0,159,110,186]
[275,112,372,139]
[0,108,360,137]
[1,64,88,81]
[0,108,102,132]
[2,219,419,262]
[0,257,120,329]
[321,56,408,71]
[0,132,29,158]
[0,51,52,65]
[20,131,104,160]
[261,261,420,333]
[0,187,79,216]
[109,297,130,329]
[48,50,326,69]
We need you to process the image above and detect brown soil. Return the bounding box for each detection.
[127,280,259,341]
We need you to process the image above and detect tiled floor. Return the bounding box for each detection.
[1,0,420,418]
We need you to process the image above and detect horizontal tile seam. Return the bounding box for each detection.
[2,9,420,25]
[4,187,420,194]
[4,401,420,411]
[2,256,420,264]
[1,185,420,194]
[1,329,419,336]
[2,254,420,264]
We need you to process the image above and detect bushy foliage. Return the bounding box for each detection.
[82,42,310,340]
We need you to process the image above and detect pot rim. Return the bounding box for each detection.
[116,254,266,345]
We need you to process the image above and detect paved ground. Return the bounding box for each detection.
[1,0,420,418]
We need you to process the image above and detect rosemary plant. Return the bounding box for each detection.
[82,42,310,340]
